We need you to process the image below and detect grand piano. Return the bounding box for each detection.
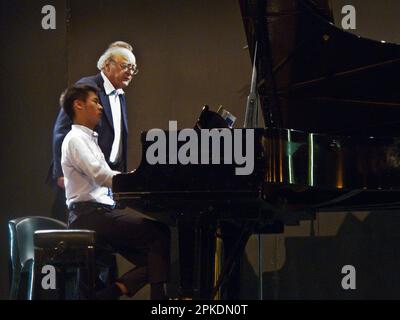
[113,0,400,299]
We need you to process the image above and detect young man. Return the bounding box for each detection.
[61,84,170,300]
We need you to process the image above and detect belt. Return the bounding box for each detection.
[69,201,115,211]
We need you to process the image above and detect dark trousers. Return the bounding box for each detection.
[68,203,170,296]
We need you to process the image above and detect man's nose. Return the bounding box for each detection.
[98,103,103,111]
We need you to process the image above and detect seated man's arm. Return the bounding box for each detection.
[68,136,120,188]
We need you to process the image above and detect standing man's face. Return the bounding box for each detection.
[104,53,137,89]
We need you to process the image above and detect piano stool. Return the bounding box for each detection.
[32,229,97,300]
[8,216,118,300]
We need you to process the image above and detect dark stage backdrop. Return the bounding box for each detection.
[1,0,400,300]
[0,0,68,300]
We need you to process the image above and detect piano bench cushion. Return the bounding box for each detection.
[33,229,96,249]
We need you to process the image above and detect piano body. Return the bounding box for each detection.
[113,0,400,299]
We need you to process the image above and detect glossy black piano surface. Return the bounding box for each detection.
[113,127,400,215]
[240,0,400,136]
[113,0,400,216]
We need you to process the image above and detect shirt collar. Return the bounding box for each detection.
[101,71,125,96]
[72,124,98,138]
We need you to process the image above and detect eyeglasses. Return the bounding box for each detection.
[110,59,139,75]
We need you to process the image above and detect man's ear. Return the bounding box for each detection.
[103,59,112,74]
[73,99,84,112]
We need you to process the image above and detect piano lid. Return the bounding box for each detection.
[239,0,400,136]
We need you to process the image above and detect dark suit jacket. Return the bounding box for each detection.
[51,73,129,180]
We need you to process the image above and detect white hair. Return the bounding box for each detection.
[97,47,136,71]
[108,41,133,51]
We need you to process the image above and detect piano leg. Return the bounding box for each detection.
[193,215,216,299]
[177,216,195,297]
[177,214,216,300]
[211,222,254,300]
[219,221,250,300]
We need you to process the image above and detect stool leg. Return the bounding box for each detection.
[86,246,96,299]
[9,269,21,300]
[31,250,42,300]
[59,265,66,300]
[27,260,35,300]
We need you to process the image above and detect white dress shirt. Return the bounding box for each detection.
[61,124,120,207]
[101,72,124,164]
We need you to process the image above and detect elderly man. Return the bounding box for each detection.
[50,41,137,221]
